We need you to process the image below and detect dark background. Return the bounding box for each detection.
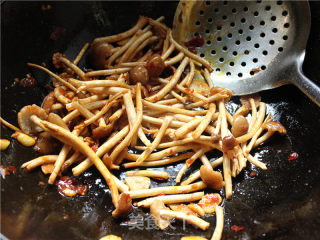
[1,1,320,239]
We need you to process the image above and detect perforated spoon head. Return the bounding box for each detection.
[172,0,310,95]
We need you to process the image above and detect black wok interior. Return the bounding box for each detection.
[1,1,320,239]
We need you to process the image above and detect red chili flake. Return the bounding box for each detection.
[186,158,194,166]
[169,149,174,155]
[0,166,10,179]
[91,146,98,153]
[7,166,16,174]
[146,84,153,93]
[288,152,299,161]
[216,22,223,28]
[232,225,244,232]
[249,171,257,177]
[184,35,205,53]
[55,176,88,197]
[117,139,123,144]
[20,74,37,87]
[185,88,194,94]
[63,214,69,220]
[158,192,166,196]
[50,26,66,41]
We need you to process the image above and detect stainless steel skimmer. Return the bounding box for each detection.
[172,0,320,106]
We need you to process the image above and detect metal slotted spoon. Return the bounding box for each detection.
[172,0,320,106]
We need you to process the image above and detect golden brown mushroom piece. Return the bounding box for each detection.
[47,113,69,130]
[240,93,261,109]
[200,165,224,190]
[112,193,133,218]
[146,54,166,78]
[222,135,238,151]
[150,200,172,230]
[18,105,48,134]
[262,121,287,135]
[129,65,149,85]
[231,115,249,137]
[34,132,59,154]
[88,42,114,69]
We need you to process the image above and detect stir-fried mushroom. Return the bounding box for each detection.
[222,135,238,151]
[41,92,56,114]
[18,105,47,134]
[200,165,224,190]
[124,176,151,191]
[47,113,69,130]
[262,121,287,135]
[150,200,172,230]
[198,193,222,214]
[112,192,133,218]
[34,132,59,154]
[189,79,210,99]
[231,115,249,137]
[129,65,149,85]
[146,54,165,78]
[88,42,114,69]
[41,163,55,175]
[169,204,198,217]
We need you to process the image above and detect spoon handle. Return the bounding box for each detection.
[292,68,320,107]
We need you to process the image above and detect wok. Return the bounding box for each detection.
[1,1,320,239]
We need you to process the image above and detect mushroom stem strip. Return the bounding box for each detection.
[125,145,196,162]
[120,31,153,63]
[161,43,175,60]
[31,116,119,207]
[73,42,89,65]
[125,181,207,199]
[59,57,86,80]
[21,155,58,171]
[119,31,157,63]
[48,145,72,184]
[203,68,214,88]
[27,63,77,92]
[146,57,189,102]
[180,61,195,87]
[181,157,223,186]
[136,116,173,164]
[93,16,148,44]
[123,152,194,168]
[72,126,129,176]
[192,103,216,139]
[126,170,169,180]
[136,192,204,208]
[69,78,130,89]
[0,117,22,132]
[159,209,210,230]
[164,52,184,66]
[84,92,126,126]
[211,205,224,240]
[123,91,151,147]
[219,101,232,199]
[84,68,131,77]
[110,83,143,161]
[176,148,207,183]
[143,100,207,116]
[169,30,212,72]
[236,102,266,143]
